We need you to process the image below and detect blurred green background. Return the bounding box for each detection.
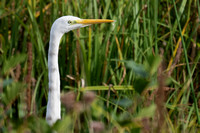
[0,0,200,132]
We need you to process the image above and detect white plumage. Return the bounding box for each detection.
[46,16,114,125]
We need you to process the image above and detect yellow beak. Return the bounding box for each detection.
[76,19,114,24]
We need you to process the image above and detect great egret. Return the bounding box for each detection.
[46,16,114,125]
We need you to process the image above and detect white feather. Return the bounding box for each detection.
[46,16,85,125]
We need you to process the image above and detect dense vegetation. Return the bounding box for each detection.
[0,0,200,132]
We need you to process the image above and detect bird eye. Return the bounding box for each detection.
[68,20,72,24]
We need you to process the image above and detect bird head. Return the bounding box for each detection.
[50,16,114,35]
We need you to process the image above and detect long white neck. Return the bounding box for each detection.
[46,31,64,125]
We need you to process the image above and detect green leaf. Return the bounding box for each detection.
[0,78,13,88]
[136,104,156,119]
[145,55,162,75]
[126,60,148,78]
[112,98,133,108]
[3,53,27,74]
[1,82,26,105]
[133,78,149,94]
[2,79,13,88]
[27,116,51,132]
[53,115,72,132]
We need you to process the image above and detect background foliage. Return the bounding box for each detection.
[0,0,200,132]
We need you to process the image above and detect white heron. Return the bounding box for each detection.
[46,16,114,125]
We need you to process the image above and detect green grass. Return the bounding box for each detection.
[0,0,200,132]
